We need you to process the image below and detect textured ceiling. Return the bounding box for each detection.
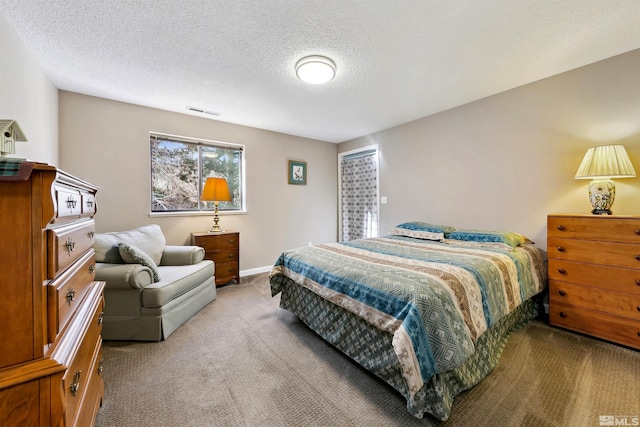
[2,1,640,143]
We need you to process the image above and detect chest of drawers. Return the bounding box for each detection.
[191,231,239,286]
[0,161,105,426]
[547,214,640,349]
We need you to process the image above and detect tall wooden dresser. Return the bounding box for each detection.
[547,214,640,349]
[0,160,105,426]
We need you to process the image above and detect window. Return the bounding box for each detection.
[150,133,244,213]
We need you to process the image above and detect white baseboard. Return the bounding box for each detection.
[240,265,272,277]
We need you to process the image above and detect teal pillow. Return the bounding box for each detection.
[446,229,524,248]
[118,242,161,282]
[389,227,445,241]
[395,222,456,234]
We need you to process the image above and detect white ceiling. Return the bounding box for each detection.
[2,1,640,143]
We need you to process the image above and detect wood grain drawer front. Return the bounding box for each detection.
[195,234,239,250]
[48,220,96,279]
[548,237,640,270]
[61,296,104,427]
[209,247,238,263]
[550,302,640,349]
[549,280,640,321]
[548,259,640,295]
[73,337,104,427]
[48,250,97,341]
[548,215,640,243]
[215,261,239,280]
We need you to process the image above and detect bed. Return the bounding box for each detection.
[269,222,546,421]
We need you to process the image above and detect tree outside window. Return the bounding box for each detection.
[150,133,244,212]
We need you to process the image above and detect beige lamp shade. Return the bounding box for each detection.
[574,145,636,179]
[200,177,232,202]
[574,144,635,215]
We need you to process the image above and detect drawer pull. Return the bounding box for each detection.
[98,358,104,375]
[636,229,640,236]
[88,230,95,239]
[558,290,566,297]
[228,254,235,258]
[86,199,94,208]
[557,225,566,231]
[559,312,567,318]
[98,311,104,325]
[636,255,640,261]
[89,264,96,274]
[637,306,640,312]
[636,280,640,286]
[70,370,81,396]
[66,288,76,303]
[557,246,565,252]
[65,238,76,254]
[558,268,567,275]
[228,239,236,244]
[66,195,77,210]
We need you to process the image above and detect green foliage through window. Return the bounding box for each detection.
[150,133,244,212]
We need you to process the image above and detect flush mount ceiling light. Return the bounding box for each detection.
[295,55,336,84]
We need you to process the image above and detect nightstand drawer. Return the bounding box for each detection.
[548,259,640,295]
[548,215,640,243]
[195,236,238,250]
[549,280,640,321]
[548,237,640,270]
[550,302,640,349]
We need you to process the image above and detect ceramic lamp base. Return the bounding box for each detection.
[588,179,615,215]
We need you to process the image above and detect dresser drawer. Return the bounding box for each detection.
[215,261,240,281]
[548,215,640,243]
[81,190,97,217]
[194,233,239,250]
[48,250,97,341]
[548,259,640,295]
[59,289,104,427]
[74,337,104,427]
[549,280,640,321]
[48,220,96,278]
[209,247,238,263]
[54,183,82,220]
[548,237,640,270]
[550,302,640,349]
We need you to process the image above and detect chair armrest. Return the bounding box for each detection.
[95,263,153,289]
[160,246,205,266]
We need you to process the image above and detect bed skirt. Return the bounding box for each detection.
[274,274,539,421]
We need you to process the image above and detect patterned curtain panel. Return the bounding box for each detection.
[341,153,378,241]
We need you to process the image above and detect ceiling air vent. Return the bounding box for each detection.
[187,106,221,116]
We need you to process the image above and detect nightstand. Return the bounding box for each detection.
[547,214,640,349]
[191,231,240,286]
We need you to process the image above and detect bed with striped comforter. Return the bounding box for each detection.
[270,234,546,420]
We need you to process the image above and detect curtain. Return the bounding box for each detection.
[341,152,378,241]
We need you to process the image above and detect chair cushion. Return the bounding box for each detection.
[142,261,214,308]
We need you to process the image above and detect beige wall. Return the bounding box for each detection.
[59,92,337,273]
[0,12,58,163]
[339,48,640,247]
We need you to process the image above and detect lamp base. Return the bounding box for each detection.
[209,202,225,232]
[588,179,615,215]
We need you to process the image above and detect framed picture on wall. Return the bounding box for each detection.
[288,160,307,185]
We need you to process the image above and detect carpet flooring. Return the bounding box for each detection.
[94,273,640,427]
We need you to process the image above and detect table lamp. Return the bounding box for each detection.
[200,177,232,232]
[574,144,635,215]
